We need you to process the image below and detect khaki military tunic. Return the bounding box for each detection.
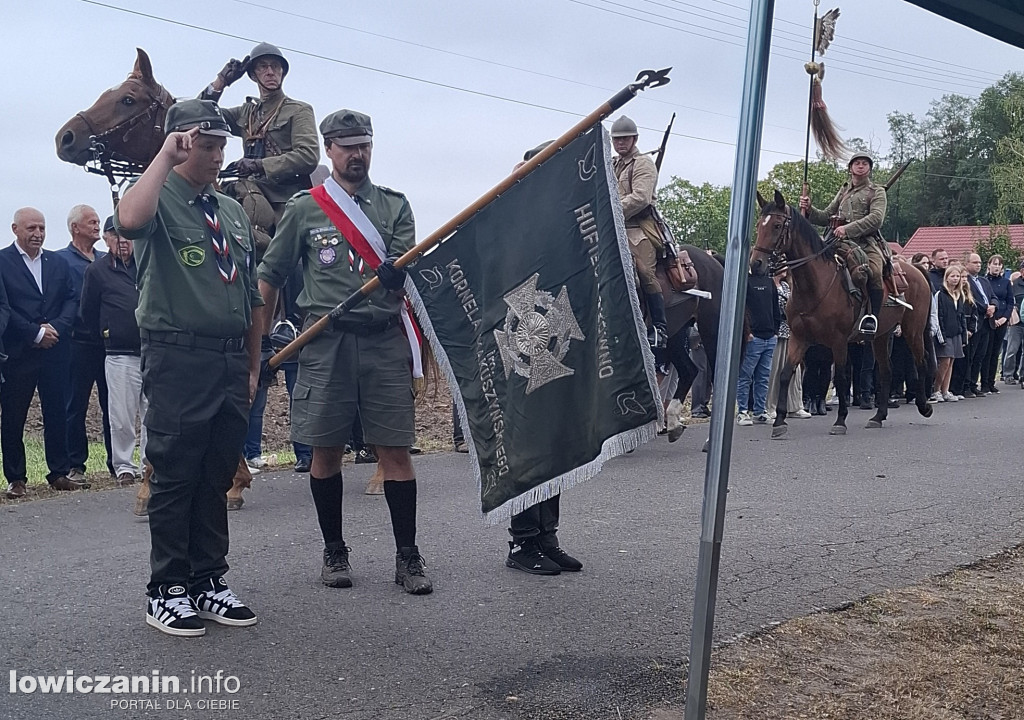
[221,89,320,206]
[116,171,264,336]
[614,147,660,295]
[259,177,415,322]
[259,177,417,448]
[808,180,888,290]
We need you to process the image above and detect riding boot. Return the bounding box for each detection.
[858,288,883,336]
[645,293,669,349]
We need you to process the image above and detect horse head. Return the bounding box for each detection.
[55,48,175,168]
[750,189,791,276]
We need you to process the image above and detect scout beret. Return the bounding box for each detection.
[103,215,115,234]
[164,99,232,137]
[320,110,373,146]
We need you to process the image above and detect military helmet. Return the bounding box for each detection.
[610,115,639,138]
[848,151,874,169]
[523,141,553,162]
[247,42,289,79]
[163,99,232,137]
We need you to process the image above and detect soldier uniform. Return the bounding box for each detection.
[117,99,262,637]
[259,109,432,595]
[611,115,668,348]
[202,42,320,221]
[806,152,888,334]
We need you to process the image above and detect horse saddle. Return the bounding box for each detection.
[222,178,275,256]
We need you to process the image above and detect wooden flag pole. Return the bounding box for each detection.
[269,68,672,369]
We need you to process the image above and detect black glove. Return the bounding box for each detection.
[258,336,279,388]
[217,56,250,86]
[234,158,263,178]
[376,256,407,291]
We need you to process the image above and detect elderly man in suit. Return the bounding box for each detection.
[0,208,82,498]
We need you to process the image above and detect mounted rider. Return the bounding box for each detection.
[200,42,320,231]
[611,115,668,349]
[799,152,888,336]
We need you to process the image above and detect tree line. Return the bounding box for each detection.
[657,71,1024,266]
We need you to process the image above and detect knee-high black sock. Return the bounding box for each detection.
[310,473,343,546]
[383,479,417,550]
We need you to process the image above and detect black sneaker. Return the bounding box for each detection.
[539,543,583,572]
[354,448,377,464]
[188,577,257,627]
[322,543,353,588]
[506,539,561,575]
[395,546,433,595]
[147,584,205,637]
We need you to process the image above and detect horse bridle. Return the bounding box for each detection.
[752,206,842,272]
[79,85,174,203]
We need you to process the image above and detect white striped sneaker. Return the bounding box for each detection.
[189,577,257,627]
[147,584,205,637]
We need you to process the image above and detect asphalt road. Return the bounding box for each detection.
[2,390,1022,720]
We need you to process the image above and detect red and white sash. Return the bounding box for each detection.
[311,177,423,378]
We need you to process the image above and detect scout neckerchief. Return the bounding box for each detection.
[310,177,424,379]
[196,194,237,283]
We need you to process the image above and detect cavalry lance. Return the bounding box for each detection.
[268,68,673,369]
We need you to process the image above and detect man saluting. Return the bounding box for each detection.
[116,99,266,637]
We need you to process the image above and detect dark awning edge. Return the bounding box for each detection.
[904,0,1024,50]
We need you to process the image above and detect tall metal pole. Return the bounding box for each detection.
[684,1,775,718]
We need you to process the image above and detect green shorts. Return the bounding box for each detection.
[290,321,414,448]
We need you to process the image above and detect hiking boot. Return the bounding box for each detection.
[147,584,205,637]
[354,448,377,464]
[506,538,561,576]
[322,543,353,588]
[395,546,433,594]
[538,537,583,572]
[189,577,257,627]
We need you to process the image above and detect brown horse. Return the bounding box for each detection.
[643,246,725,441]
[56,49,174,171]
[751,190,933,437]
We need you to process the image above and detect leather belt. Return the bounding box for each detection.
[331,315,400,336]
[141,330,246,352]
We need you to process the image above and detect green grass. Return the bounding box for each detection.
[22,438,126,486]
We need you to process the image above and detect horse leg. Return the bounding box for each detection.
[666,329,695,442]
[908,324,934,419]
[772,338,806,439]
[830,342,849,435]
[867,335,892,428]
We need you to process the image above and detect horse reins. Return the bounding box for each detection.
[754,206,847,314]
[80,86,174,205]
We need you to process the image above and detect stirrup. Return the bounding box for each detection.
[648,326,667,349]
[858,314,878,335]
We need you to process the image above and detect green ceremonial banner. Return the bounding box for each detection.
[408,126,662,524]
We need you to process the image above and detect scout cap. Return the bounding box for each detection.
[848,151,874,168]
[610,115,638,138]
[103,215,115,234]
[320,110,373,146]
[164,99,233,137]
[247,42,289,78]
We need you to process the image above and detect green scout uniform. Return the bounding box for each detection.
[117,170,264,593]
[259,177,416,448]
[221,89,320,210]
[808,181,888,291]
[614,146,660,295]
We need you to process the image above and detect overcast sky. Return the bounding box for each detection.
[5,0,1024,251]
